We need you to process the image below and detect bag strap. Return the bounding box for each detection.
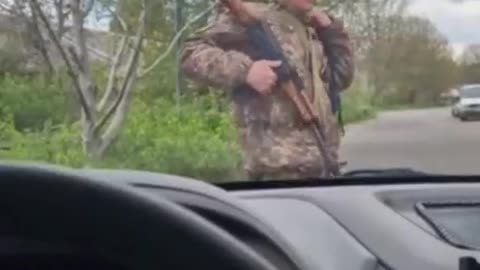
[308,27,346,136]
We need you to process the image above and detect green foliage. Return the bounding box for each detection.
[0,113,85,166]
[0,37,28,75]
[138,57,178,100]
[0,67,386,183]
[4,0,466,181]
[341,78,377,124]
[104,96,242,182]
[0,74,241,182]
[0,74,70,131]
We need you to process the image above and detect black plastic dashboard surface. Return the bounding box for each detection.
[79,169,480,270]
[234,182,480,270]
[0,255,126,270]
[16,165,480,270]
[241,197,379,270]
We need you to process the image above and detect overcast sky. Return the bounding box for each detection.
[408,0,480,57]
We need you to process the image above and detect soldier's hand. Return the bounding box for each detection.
[246,60,282,95]
[308,8,332,28]
[279,0,332,28]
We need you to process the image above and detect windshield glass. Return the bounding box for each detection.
[0,0,479,182]
[461,87,480,98]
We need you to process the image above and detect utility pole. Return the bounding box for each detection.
[175,0,185,107]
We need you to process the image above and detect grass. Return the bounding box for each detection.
[341,84,378,124]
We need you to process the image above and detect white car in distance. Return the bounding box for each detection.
[452,84,480,121]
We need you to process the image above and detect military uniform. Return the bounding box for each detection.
[181,2,354,180]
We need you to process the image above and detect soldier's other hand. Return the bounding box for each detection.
[246,60,281,96]
[308,8,332,28]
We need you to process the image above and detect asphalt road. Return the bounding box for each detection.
[340,107,480,175]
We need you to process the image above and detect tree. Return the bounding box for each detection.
[109,0,211,40]
[26,0,144,159]
[366,15,461,105]
[0,0,68,73]
[460,44,480,84]
[19,0,214,161]
[326,0,408,59]
[325,0,461,105]
[463,45,480,63]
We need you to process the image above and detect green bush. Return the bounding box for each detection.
[103,96,243,182]
[341,79,377,124]
[0,39,28,75]
[0,74,70,131]
[0,77,242,182]
[0,114,85,166]
[0,70,390,183]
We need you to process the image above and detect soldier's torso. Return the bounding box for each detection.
[211,2,337,179]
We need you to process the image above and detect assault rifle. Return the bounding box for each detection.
[220,0,340,177]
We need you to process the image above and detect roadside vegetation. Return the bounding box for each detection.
[0,0,479,182]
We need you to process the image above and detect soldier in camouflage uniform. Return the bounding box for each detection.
[181,0,354,180]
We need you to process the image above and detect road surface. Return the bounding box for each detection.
[340,107,480,175]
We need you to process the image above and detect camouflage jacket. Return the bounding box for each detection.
[181,2,354,180]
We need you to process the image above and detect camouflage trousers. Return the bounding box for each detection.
[244,122,341,181]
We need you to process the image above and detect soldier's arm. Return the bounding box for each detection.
[314,14,355,91]
[181,12,254,91]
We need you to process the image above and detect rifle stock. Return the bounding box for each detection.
[220,0,340,177]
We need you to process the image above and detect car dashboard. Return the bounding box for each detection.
[79,170,480,270]
[2,165,480,270]
[233,183,480,270]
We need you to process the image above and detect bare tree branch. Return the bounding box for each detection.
[30,2,55,73]
[82,0,96,18]
[94,1,146,135]
[95,0,147,155]
[105,3,127,32]
[3,0,56,73]
[97,63,138,155]
[97,34,128,112]
[67,45,84,72]
[62,34,113,61]
[29,0,94,123]
[53,0,67,38]
[138,3,216,77]
[70,0,89,66]
[0,1,14,13]
[70,0,98,114]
